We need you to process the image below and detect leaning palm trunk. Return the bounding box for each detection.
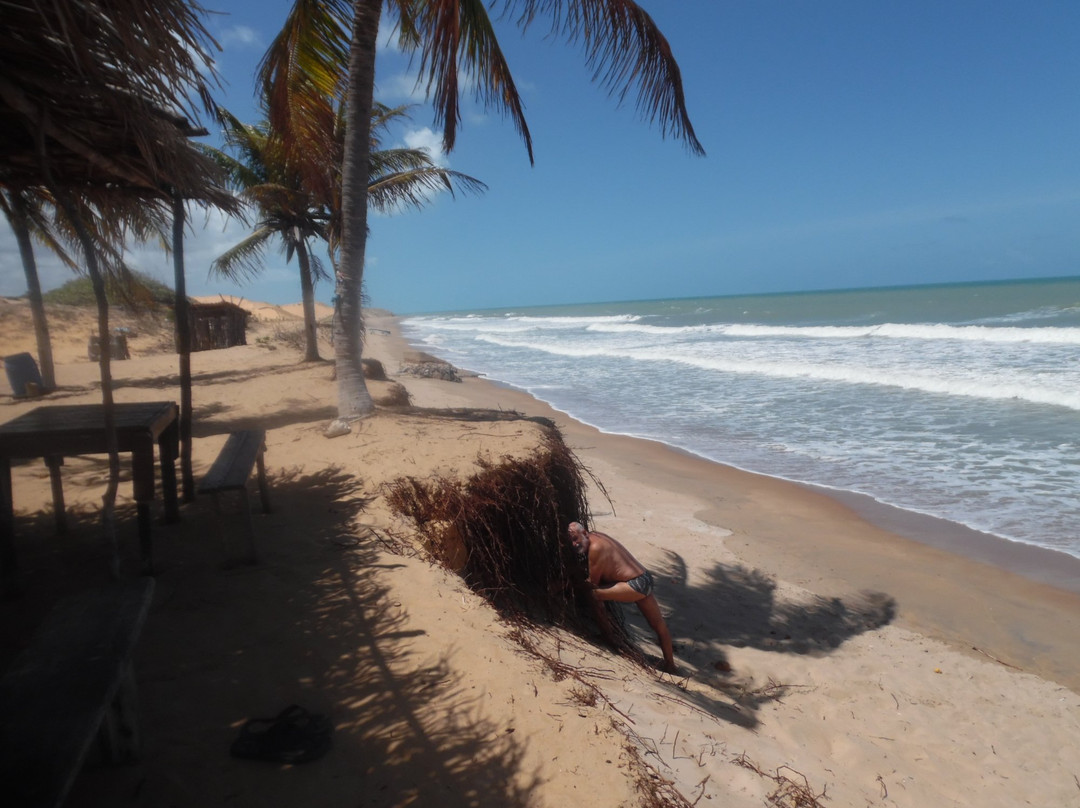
[296,239,321,362]
[8,192,57,390]
[333,0,381,418]
[172,194,196,501]
[44,181,121,574]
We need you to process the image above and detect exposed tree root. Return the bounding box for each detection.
[384,423,635,649]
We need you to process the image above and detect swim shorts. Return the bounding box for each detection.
[626,569,654,597]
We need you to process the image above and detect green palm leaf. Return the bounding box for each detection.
[209,227,275,283]
[369,165,487,213]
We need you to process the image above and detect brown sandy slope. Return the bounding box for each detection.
[1,298,1079,808]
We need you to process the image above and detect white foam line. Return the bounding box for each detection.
[472,335,1080,411]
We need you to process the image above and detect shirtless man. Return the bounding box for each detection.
[567,522,676,673]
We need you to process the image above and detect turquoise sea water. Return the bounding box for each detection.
[401,277,1080,561]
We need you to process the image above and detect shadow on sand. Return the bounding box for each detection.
[1,461,542,807]
[604,549,896,728]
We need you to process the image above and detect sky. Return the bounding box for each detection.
[2,0,1079,314]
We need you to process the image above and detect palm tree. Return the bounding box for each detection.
[208,112,331,361]
[263,0,704,420]
[0,187,78,392]
[207,104,485,361]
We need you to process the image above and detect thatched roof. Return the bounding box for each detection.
[0,0,234,207]
[188,299,250,316]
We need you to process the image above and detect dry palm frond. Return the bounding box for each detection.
[258,0,351,196]
[503,0,705,156]
[0,0,234,208]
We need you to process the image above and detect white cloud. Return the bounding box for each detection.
[219,25,261,49]
[378,70,427,103]
[403,127,447,166]
[465,109,490,127]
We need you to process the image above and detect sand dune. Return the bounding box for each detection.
[191,295,335,324]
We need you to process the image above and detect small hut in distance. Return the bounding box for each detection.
[187,299,249,352]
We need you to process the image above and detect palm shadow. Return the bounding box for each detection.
[2,463,543,807]
[110,361,320,392]
[191,402,340,436]
[609,549,896,727]
[666,553,896,654]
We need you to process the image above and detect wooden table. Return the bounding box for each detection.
[0,402,179,593]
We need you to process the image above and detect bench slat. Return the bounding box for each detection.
[0,577,155,808]
[198,429,265,493]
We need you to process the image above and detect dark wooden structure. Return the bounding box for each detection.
[86,332,130,362]
[0,402,180,595]
[187,301,249,352]
[0,578,155,808]
[198,429,271,565]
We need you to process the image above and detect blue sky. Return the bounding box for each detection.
[2,0,1079,314]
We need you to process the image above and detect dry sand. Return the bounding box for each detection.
[2,297,1079,808]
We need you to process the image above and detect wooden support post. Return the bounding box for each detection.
[255,448,271,514]
[44,455,67,535]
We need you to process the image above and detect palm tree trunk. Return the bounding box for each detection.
[296,239,321,362]
[333,0,381,418]
[38,124,120,572]
[8,192,57,390]
[172,194,195,502]
[48,188,122,574]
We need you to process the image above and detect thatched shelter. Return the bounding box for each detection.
[0,0,240,536]
[187,301,249,352]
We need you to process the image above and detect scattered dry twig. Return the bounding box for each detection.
[625,742,696,808]
[507,624,635,724]
[972,646,1024,671]
[690,774,711,806]
[733,753,829,808]
[746,678,798,699]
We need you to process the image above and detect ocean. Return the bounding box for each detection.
[399,277,1080,562]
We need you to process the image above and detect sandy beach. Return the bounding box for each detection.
[2,297,1079,808]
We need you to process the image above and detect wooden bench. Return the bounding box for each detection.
[0,577,155,808]
[198,429,271,564]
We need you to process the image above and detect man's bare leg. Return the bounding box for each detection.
[595,585,676,673]
[635,594,677,673]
